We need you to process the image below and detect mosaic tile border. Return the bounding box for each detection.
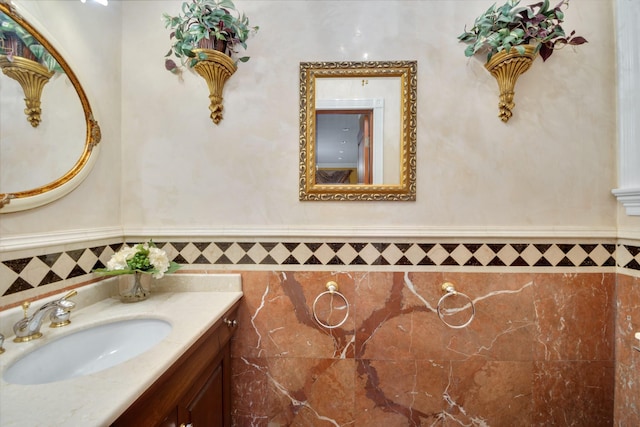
[1,240,639,297]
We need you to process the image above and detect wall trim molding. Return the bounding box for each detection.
[1,225,631,254]
[0,226,622,252]
[612,188,640,216]
[0,226,122,252]
[122,226,619,240]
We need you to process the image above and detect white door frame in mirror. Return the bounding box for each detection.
[316,99,385,185]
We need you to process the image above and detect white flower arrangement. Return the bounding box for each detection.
[94,240,181,279]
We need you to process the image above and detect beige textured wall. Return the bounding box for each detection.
[618,206,640,239]
[118,0,617,233]
[0,0,623,240]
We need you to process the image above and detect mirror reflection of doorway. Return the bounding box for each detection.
[315,109,374,184]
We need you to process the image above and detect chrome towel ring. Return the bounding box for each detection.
[437,282,475,329]
[312,281,349,329]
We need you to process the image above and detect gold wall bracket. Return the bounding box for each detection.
[0,55,54,127]
[192,49,237,125]
[484,45,537,122]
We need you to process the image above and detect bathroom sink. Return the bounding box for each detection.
[3,318,172,385]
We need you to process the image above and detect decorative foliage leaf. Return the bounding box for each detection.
[458,0,587,64]
[164,58,178,71]
[569,36,588,45]
[163,0,258,73]
[539,43,553,61]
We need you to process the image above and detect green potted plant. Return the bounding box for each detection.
[162,0,258,124]
[94,240,181,303]
[0,12,63,73]
[458,0,587,63]
[163,0,258,75]
[458,0,587,122]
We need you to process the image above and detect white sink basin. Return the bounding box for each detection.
[3,318,172,385]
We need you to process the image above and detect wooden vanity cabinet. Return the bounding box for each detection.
[112,302,239,427]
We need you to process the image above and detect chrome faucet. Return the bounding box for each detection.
[0,333,5,354]
[13,290,77,343]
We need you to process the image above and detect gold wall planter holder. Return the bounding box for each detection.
[0,55,54,127]
[192,48,237,125]
[484,45,538,122]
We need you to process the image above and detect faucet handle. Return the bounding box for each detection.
[21,301,30,318]
[60,290,78,301]
[0,333,5,354]
[50,308,72,328]
[50,290,78,328]
[58,290,77,310]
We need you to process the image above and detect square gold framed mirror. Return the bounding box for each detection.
[299,60,417,201]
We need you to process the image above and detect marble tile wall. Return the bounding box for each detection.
[231,271,616,427]
[2,238,637,426]
[614,274,640,426]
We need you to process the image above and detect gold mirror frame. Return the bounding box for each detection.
[299,60,416,201]
[0,2,101,213]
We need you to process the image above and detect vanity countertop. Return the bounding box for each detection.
[0,274,243,427]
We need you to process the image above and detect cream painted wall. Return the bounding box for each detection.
[0,0,623,242]
[0,0,122,239]
[617,207,640,239]
[120,0,618,235]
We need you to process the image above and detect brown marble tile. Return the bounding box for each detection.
[614,273,640,425]
[614,362,640,427]
[262,271,357,359]
[532,360,614,426]
[355,272,537,362]
[443,358,533,427]
[439,272,536,361]
[232,356,270,425]
[266,358,355,426]
[615,274,640,352]
[232,271,271,358]
[533,273,615,361]
[229,270,620,426]
[355,271,451,361]
[355,359,446,426]
[232,415,269,427]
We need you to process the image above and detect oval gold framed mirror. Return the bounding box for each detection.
[299,60,416,201]
[0,1,101,213]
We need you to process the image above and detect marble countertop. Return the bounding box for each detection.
[0,274,243,427]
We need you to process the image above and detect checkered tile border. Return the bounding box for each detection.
[1,241,638,297]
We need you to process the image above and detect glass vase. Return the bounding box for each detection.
[120,272,150,303]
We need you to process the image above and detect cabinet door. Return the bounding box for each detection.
[158,407,179,427]
[180,344,231,427]
[186,363,224,426]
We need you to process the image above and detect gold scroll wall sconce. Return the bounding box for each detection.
[484,45,537,123]
[192,48,236,125]
[0,54,53,127]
